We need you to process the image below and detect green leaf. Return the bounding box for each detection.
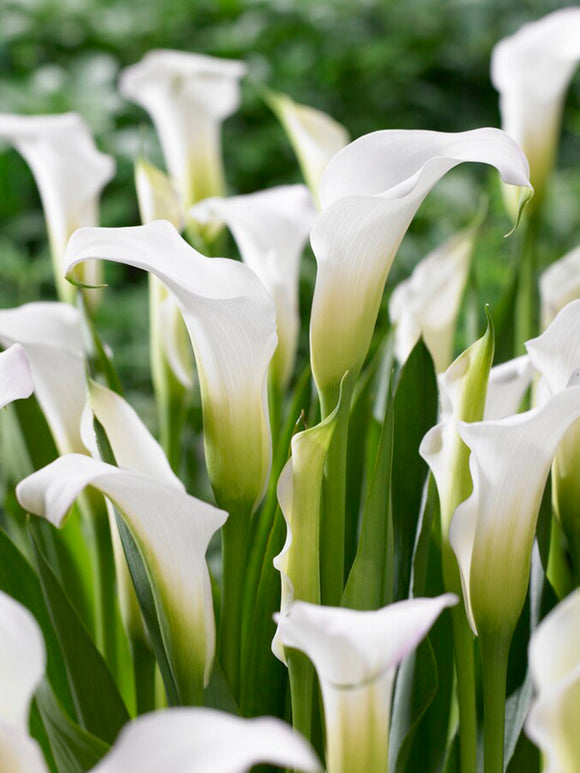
[391,339,438,602]
[490,266,518,364]
[35,681,110,773]
[29,524,130,744]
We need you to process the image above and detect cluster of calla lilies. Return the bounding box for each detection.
[3,7,580,773]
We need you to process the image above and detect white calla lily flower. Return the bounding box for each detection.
[0,344,33,410]
[120,50,246,208]
[483,354,534,420]
[0,302,87,454]
[526,588,580,772]
[64,220,277,516]
[191,185,317,387]
[267,91,349,204]
[0,113,114,305]
[539,245,580,330]
[17,454,228,703]
[90,708,320,773]
[449,385,580,638]
[389,223,477,372]
[275,595,456,773]
[310,128,531,412]
[491,8,580,213]
[0,591,48,772]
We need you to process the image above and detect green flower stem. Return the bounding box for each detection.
[219,506,251,701]
[514,213,540,355]
[480,632,510,773]
[288,650,315,741]
[132,638,156,715]
[320,374,355,606]
[268,374,283,463]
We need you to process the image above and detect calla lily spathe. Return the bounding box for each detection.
[525,588,580,773]
[0,344,33,410]
[90,708,320,773]
[275,595,456,773]
[0,590,48,773]
[267,91,349,204]
[484,355,534,420]
[120,50,246,208]
[64,220,277,516]
[539,245,580,329]
[0,302,87,454]
[389,222,477,372]
[191,185,317,387]
[0,113,114,305]
[491,7,580,213]
[309,128,532,412]
[17,454,227,703]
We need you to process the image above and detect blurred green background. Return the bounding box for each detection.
[1,0,579,408]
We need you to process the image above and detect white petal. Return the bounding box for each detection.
[484,355,534,419]
[529,587,580,693]
[491,8,580,199]
[0,591,46,732]
[526,299,580,396]
[450,387,580,636]
[275,595,456,688]
[268,92,349,201]
[90,708,320,773]
[0,113,114,298]
[539,245,580,329]
[0,345,33,410]
[310,128,531,400]
[17,455,227,689]
[120,51,245,206]
[135,158,183,229]
[0,722,48,773]
[389,224,476,371]
[0,302,86,454]
[192,185,316,385]
[64,220,277,513]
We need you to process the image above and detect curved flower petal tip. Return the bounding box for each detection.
[310,128,531,405]
[266,90,349,202]
[0,112,114,301]
[526,299,580,396]
[64,220,277,514]
[0,344,33,410]
[192,185,316,386]
[450,386,580,637]
[491,8,580,208]
[17,454,228,695]
[539,245,580,329]
[526,588,580,772]
[389,223,477,371]
[90,708,320,773]
[120,50,246,206]
[0,302,86,454]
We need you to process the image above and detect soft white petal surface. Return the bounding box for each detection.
[90,708,320,773]
[0,345,33,410]
[0,302,86,454]
[539,245,580,329]
[0,722,48,773]
[526,299,580,396]
[484,355,534,419]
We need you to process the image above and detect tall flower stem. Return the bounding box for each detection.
[132,638,156,714]
[514,213,540,355]
[480,631,510,773]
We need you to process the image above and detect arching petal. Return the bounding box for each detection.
[539,245,580,330]
[0,345,33,410]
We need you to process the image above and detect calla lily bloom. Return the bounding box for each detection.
[90,708,320,773]
[17,454,228,703]
[120,50,246,208]
[64,220,277,517]
[267,91,349,204]
[0,344,33,410]
[309,128,531,412]
[491,8,580,214]
[539,245,580,329]
[0,302,87,454]
[191,185,317,387]
[0,113,114,305]
[0,590,48,772]
[275,595,456,773]
[389,222,477,372]
[526,588,580,772]
[484,355,534,420]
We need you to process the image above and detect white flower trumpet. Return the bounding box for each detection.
[309,128,531,412]
[526,588,580,772]
[491,7,580,213]
[120,50,246,208]
[0,344,33,410]
[0,113,114,305]
[275,595,456,773]
[539,245,580,330]
[191,185,317,387]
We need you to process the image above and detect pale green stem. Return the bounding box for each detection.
[480,632,510,773]
[288,651,314,742]
[131,639,156,715]
[514,214,540,356]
